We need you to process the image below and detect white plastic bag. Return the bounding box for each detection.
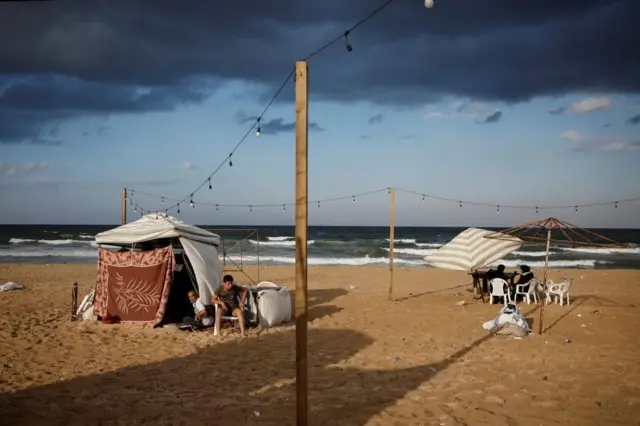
[257,286,291,328]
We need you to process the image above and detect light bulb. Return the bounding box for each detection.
[424,0,434,8]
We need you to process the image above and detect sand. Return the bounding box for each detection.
[1,263,639,425]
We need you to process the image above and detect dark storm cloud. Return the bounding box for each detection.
[236,113,323,135]
[628,114,640,125]
[482,110,503,123]
[1,0,638,142]
[368,113,384,125]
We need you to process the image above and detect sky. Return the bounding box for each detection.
[1,0,639,228]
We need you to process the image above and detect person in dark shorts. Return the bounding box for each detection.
[211,274,248,338]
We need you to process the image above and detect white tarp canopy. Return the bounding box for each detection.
[424,227,522,271]
[95,214,221,302]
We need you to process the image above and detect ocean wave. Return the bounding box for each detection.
[9,238,97,246]
[510,251,552,257]
[415,243,443,248]
[490,259,610,268]
[227,254,424,266]
[266,236,293,241]
[248,239,315,247]
[559,247,640,255]
[0,247,97,258]
[386,238,416,244]
[383,247,437,257]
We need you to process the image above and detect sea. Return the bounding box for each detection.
[1,225,640,270]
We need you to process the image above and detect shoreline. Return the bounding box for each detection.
[1,264,639,424]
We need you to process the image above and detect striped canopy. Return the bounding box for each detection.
[424,228,522,271]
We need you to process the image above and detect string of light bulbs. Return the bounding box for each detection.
[154,0,400,215]
[126,186,640,217]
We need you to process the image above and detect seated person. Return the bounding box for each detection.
[211,274,248,338]
[186,290,214,328]
[512,265,534,298]
[486,264,506,281]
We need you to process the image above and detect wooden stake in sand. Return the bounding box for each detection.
[294,60,309,426]
[388,187,395,301]
[121,188,127,225]
[71,282,78,321]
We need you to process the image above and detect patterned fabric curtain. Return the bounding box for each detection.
[95,246,175,327]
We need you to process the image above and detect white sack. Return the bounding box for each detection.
[482,304,530,334]
[0,282,24,292]
[257,286,292,328]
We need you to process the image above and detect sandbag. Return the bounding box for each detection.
[257,286,291,328]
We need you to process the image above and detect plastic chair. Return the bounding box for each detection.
[545,279,573,306]
[514,278,541,304]
[489,278,512,305]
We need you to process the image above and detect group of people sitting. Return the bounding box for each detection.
[186,274,248,338]
[487,264,535,301]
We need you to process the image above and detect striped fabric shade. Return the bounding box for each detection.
[424,228,522,272]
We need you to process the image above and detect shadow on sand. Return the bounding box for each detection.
[1,322,498,425]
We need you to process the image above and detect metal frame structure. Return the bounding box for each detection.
[206,228,261,284]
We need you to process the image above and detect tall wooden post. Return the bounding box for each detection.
[121,188,127,225]
[388,187,395,301]
[294,60,309,426]
[538,229,552,334]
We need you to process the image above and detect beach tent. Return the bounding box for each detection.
[93,214,222,326]
[424,227,522,271]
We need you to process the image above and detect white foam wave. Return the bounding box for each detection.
[248,239,315,247]
[266,236,293,241]
[0,247,97,258]
[415,243,443,248]
[79,234,95,239]
[511,251,551,257]
[490,259,610,268]
[386,238,417,244]
[383,247,438,257]
[227,254,424,266]
[9,238,97,246]
[559,247,640,255]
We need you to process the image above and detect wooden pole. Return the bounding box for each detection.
[294,60,309,426]
[538,229,552,335]
[121,188,127,225]
[388,187,395,301]
[71,282,78,321]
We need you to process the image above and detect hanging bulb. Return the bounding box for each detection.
[282,204,286,211]
[615,201,618,209]
[249,205,252,212]
[422,194,426,202]
[536,206,539,214]
[177,203,180,214]
[256,118,261,138]
[496,205,500,214]
[459,201,462,208]
[134,205,138,212]
[424,0,435,8]
[208,178,212,190]
[352,195,355,203]
[344,31,353,52]
[317,201,320,208]
[129,198,132,206]
[215,204,219,211]
[575,206,578,214]
[388,188,391,194]
[229,154,233,167]
[161,197,164,204]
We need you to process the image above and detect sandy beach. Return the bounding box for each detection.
[1,263,639,425]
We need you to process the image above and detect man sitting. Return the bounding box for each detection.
[186,290,214,328]
[211,274,248,338]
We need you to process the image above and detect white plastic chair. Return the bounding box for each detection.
[545,279,573,306]
[514,278,541,304]
[489,278,512,305]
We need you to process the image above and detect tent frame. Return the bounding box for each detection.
[205,228,261,285]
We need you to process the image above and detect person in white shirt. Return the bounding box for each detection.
[188,290,214,327]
